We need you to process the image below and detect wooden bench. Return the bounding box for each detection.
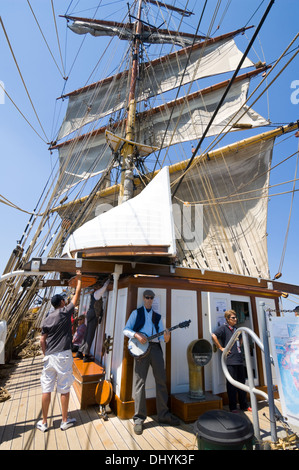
[72,356,105,409]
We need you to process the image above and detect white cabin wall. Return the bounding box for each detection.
[111,288,128,397]
[98,288,128,396]
[255,297,278,386]
[98,280,279,409]
[201,291,213,392]
[170,289,198,394]
[132,288,167,399]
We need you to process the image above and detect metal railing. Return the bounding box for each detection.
[221,303,284,445]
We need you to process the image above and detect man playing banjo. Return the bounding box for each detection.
[123,289,180,435]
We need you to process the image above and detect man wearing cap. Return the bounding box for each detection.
[37,270,82,432]
[123,289,180,435]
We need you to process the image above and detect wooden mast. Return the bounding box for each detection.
[118,0,143,204]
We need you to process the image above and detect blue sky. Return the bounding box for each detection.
[0,0,299,309]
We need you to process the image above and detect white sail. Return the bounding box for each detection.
[53,74,268,189]
[62,166,176,258]
[58,35,254,140]
[173,138,275,278]
[52,131,113,191]
[59,133,274,279]
[136,77,268,148]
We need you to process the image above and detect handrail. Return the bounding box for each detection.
[221,327,268,398]
[0,270,44,283]
[221,325,280,445]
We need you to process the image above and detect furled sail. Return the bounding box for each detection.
[62,166,176,258]
[64,16,205,46]
[58,30,254,140]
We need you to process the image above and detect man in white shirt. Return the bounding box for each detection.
[123,289,180,435]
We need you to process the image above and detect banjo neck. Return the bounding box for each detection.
[128,320,191,358]
[146,324,181,342]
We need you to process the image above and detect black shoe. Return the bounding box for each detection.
[134,423,143,435]
[75,352,83,359]
[158,415,180,426]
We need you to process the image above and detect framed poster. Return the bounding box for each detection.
[269,316,299,427]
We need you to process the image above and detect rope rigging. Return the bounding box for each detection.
[277,139,299,275]
[0,16,49,143]
[171,0,276,199]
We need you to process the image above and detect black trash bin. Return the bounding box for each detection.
[194,410,254,450]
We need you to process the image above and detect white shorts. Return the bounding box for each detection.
[41,350,74,394]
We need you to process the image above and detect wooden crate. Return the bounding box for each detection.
[72,357,105,409]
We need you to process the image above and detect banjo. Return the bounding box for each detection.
[128,320,191,358]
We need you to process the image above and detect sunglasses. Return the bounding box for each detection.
[144,296,154,300]
[230,316,237,320]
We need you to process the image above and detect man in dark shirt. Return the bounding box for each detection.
[212,309,250,413]
[37,270,82,432]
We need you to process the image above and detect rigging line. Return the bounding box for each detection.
[51,0,66,77]
[0,17,49,142]
[62,2,103,83]
[210,0,232,37]
[171,0,275,198]
[173,33,299,187]
[174,186,299,207]
[174,177,299,206]
[245,0,266,27]
[278,141,299,273]
[18,159,60,246]
[65,0,75,16]
[169,26,270,188]
[0,195,44,216]
[26,0,65,79]
[0,82,48,144]
[199,188,299,206]
[150,0,209,174]
[176,143,299,207]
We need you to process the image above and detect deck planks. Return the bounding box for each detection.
[0,355,198,451]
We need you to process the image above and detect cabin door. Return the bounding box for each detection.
[209,293,259,394]
[231,295,258,386]
[208,293,231,394]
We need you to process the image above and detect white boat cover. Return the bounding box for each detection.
[62,166,176,258]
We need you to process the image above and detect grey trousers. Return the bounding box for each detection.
[133,342,169,424]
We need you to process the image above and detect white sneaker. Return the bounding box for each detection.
[60,418,76,430]
[36,420,48,432]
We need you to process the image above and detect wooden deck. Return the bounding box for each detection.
[0,355,198,451]
[1,355,298,452]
